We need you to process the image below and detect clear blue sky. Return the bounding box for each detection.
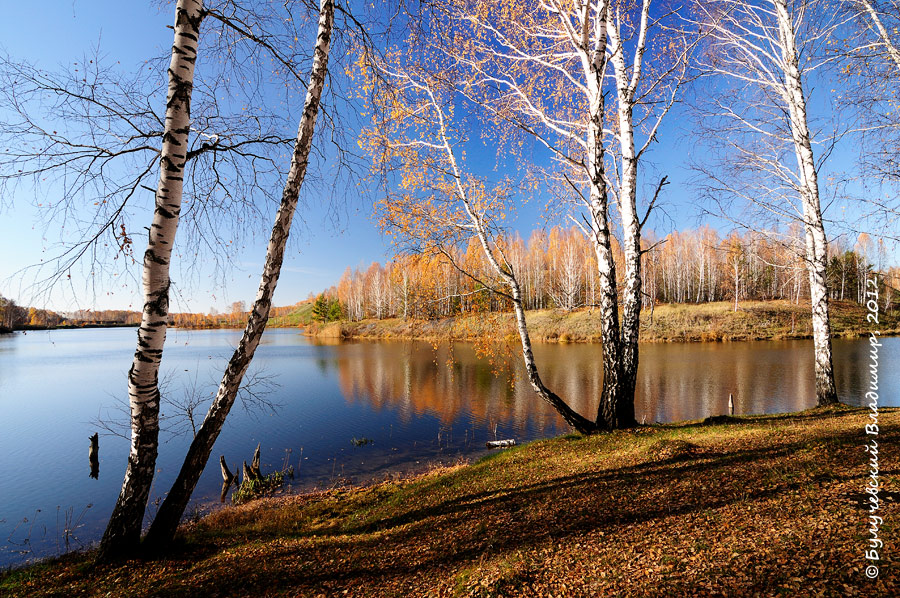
[0,2,889,313]
[0,1,402,313]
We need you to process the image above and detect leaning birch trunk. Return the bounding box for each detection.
[859,0,900,73]
[143,0,334,548]
[97,0,203,562]
[431,89,597,435]
[775,0,838,405]
[509,283,597,434]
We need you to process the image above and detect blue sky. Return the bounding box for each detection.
[0,2,890,313]
[0,1,400,313]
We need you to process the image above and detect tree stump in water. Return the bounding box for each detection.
[243,460,262,484]
[89,433,99,479]
[219,456,238,502]
[220,455,238,486]
[251,443,262,479]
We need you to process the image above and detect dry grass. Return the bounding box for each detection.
[306,300,900,344]
[3,406,896,597]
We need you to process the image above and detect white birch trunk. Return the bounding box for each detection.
[859,0,900,72]
[775,0,838,405]
[97,0,203,561]
[144,0,334,547]
[581,1,626,430]
[608,4,649,428]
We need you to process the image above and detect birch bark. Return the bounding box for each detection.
[97,0,203,561]
[581,1,626,430]
[775,0,838,405]
[607,3,651,428]
[859,0,900,72]
[144,0,334,547]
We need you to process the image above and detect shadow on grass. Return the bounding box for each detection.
[157,413,893,595]
[8,408,894,597]
[664,403,883,430]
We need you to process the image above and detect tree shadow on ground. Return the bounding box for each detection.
[156,412,895,596]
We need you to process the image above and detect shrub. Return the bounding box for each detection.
[232,472,285,505]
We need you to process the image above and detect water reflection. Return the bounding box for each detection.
[88,433,99,480]
[0,329,895,568]
[335,343,562,435]
[331,337,889,430]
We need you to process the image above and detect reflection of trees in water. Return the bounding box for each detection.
[335,342,564,434]
[631,343,814,422]
[333,339,864,430]
[831,340,876,407]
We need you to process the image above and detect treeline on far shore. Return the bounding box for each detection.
[0,293,312,333]
[320,228,899,322]
[0,293,143,333]
[168,302,311,329]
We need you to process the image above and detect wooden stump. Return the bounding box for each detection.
[251,443,262,479]
[89,433,99,480]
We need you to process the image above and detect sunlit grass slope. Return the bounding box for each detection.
[305,300,899,343]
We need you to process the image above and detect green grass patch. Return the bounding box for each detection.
[231,472,285,506]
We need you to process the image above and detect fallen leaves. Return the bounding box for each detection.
[2,408,897,597]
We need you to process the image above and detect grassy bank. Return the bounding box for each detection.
[3,406,895,596]
[267,301,314,328]
[306,299,899,343]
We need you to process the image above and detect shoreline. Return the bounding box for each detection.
[302,299,900,344]
[28,300,886,344]
[4,404,895,596]
[0,323,140,332]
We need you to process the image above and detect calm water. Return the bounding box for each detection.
[0,328,896,567]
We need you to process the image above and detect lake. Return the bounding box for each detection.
[0,327,895,567]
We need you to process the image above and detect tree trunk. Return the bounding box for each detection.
[143,0,334,549]
[582,4,625,431]
[608,12,645,430]
[860,0,900,73]
[510,286,596,434]
[775,0,838,406]
[807,225,838,405]
[733,258,739,312]
[97,0,203,562]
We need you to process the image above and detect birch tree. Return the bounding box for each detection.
[363,53,599,433]
[144,0,335,548]
[0,0,355,558]
[851,0,900,72]
[442,0,692,428]
[95,0,205,561]
[606,1,686,412]
[693,0,840,405]
[548,228,585,310]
